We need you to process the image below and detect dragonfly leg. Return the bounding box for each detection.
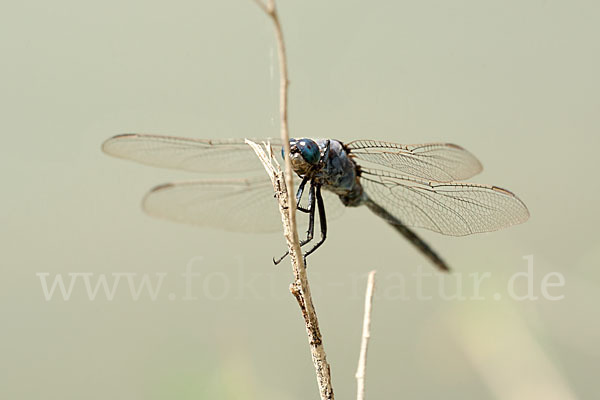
[300,183,317,245]
[273,182,317,265]
[296,176,311,213]
[302,185,327,264]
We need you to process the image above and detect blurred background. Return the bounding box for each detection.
[1,0,598,399]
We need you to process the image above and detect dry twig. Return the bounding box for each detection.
[355,270,377,400]
[249,1,334,399]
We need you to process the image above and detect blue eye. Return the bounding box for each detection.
[296,138,320,164]
[283,138,321,165]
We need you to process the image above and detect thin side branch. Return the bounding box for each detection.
[250,1,334,399]
[356,270,377,400]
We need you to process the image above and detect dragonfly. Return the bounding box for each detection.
[102,134,529,271]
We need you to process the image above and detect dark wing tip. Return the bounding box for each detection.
[445,142,466,150]
[147,182,177,193]
[491,185,515,196]
[492,185,531,219]
[111,133,140,139]
[101,133,141,155]
[445,142,484,175]
[141,182,178,215]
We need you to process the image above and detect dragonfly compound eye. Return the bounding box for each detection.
[297,138,320,165]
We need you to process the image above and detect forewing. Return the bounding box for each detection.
[102,133,283,174]
[360,169,529,236]
[143,176,344,233]
[347,140,483,182]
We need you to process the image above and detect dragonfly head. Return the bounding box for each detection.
[282,138,321,175]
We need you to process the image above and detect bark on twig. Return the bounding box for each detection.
[246,141,334,399]
[356,270,377,400]
[249,1,334,399]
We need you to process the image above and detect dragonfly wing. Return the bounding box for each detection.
[143,177,285,233]
[360,169,529,236]
[102,133,283,174]
[143,176,344,233]
[346,140,483,182]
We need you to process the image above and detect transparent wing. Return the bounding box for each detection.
[346,140,483,182]
[143,176,345,233]
[143,177,283,232]
[102,133,283,174]
[360,169,529,236]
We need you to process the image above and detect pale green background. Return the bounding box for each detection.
[1,0,598,399]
